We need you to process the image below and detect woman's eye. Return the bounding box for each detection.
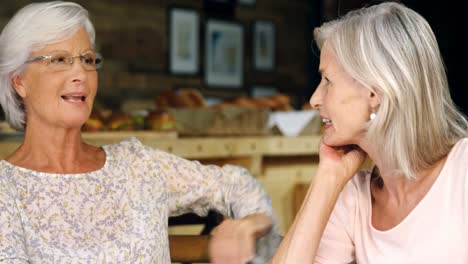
[50,56,67,64]
[82,55,95,65]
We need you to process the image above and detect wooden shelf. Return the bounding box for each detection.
[0,133,320,159]
[146,135,320,159]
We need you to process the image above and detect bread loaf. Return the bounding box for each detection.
[155,88,206,108]
[145,110,176,131]
[83,111,105,132]
[106,112,134,131]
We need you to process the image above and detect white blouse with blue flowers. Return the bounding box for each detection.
[0,137,280,263]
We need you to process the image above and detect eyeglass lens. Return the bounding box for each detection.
[48,51,102,71]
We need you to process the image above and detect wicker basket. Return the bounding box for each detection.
[169,107,270,136]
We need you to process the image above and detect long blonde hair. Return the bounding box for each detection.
[314,2,468,178]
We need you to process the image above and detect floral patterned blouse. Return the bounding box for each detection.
[0,138,281,263]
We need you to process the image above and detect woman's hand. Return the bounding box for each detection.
[317,141,367,186]
[209,213,272,264]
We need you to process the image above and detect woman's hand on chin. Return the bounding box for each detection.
[317,140,367,185]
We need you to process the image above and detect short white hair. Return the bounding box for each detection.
[0,1,95,131]
[314,2,468,178]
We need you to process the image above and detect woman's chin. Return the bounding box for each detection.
[59,118,89,130]
[322,135,354,148]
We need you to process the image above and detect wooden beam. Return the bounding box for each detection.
[169,235,210,262]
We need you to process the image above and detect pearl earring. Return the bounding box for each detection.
[370,112,376,120]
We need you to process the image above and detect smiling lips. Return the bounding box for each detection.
[61,94,86,103]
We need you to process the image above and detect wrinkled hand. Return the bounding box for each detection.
[318,140,367,185]
[210,214,271,264]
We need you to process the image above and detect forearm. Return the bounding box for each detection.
[220,165,276,220]
[269,170,346,263]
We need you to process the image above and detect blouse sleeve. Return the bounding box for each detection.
[313,177,358,264]
[140,143,282,262]
[0,176,29,263]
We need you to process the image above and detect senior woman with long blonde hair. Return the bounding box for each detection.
[270,2,468,263]
[0,2,280,263]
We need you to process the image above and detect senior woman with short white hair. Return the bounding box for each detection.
[270,2,468,263]
[0,2,280,263]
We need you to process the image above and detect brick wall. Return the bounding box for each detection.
[0,0,311,110]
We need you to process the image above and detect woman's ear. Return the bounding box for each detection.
[368,90,381,109]
[11,75,27,98]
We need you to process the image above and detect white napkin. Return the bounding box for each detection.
[268,109,319,136]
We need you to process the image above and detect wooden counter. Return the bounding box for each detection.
[0,132,321,234]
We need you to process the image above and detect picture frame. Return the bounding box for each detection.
[168,7,200,75]
[253,20,276,72]
[204,19,244,89]
[251,85,278,98]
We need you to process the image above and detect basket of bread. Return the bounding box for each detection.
[82,88,320,137]
[152,88,296,136]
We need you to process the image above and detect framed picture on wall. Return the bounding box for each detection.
[251,85,277,98]
[204,19,244,89]
[168,7,200,75]
[253,20,276,72]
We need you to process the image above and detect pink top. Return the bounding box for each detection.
[315,138,468,264]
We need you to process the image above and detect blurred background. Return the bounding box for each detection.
[0,1,465,253]
[0,0,463,117]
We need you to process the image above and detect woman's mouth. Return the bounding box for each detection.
[60,93,87,106]
[61,95,86,103]
[322,117,332,126]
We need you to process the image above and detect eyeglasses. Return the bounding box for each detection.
[25,50,103,72]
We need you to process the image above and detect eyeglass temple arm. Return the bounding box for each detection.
[24,56,48,63]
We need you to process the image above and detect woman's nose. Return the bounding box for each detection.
[69,59,88,82]
[309,85,322,110]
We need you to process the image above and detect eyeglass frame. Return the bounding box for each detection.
[24,50,103,71]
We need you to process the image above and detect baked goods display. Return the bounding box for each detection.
[213,93,293,111]
[106,112,135,131]
[155,88,206,109]
[145,110,176,131]
[82,111,137,132]
[81,88,301,134]
[154,88,293,111]
[82,111,106,132]
[82,107,176,132]
[3,87,314,135]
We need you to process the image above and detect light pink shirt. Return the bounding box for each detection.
[315,138,468,264]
